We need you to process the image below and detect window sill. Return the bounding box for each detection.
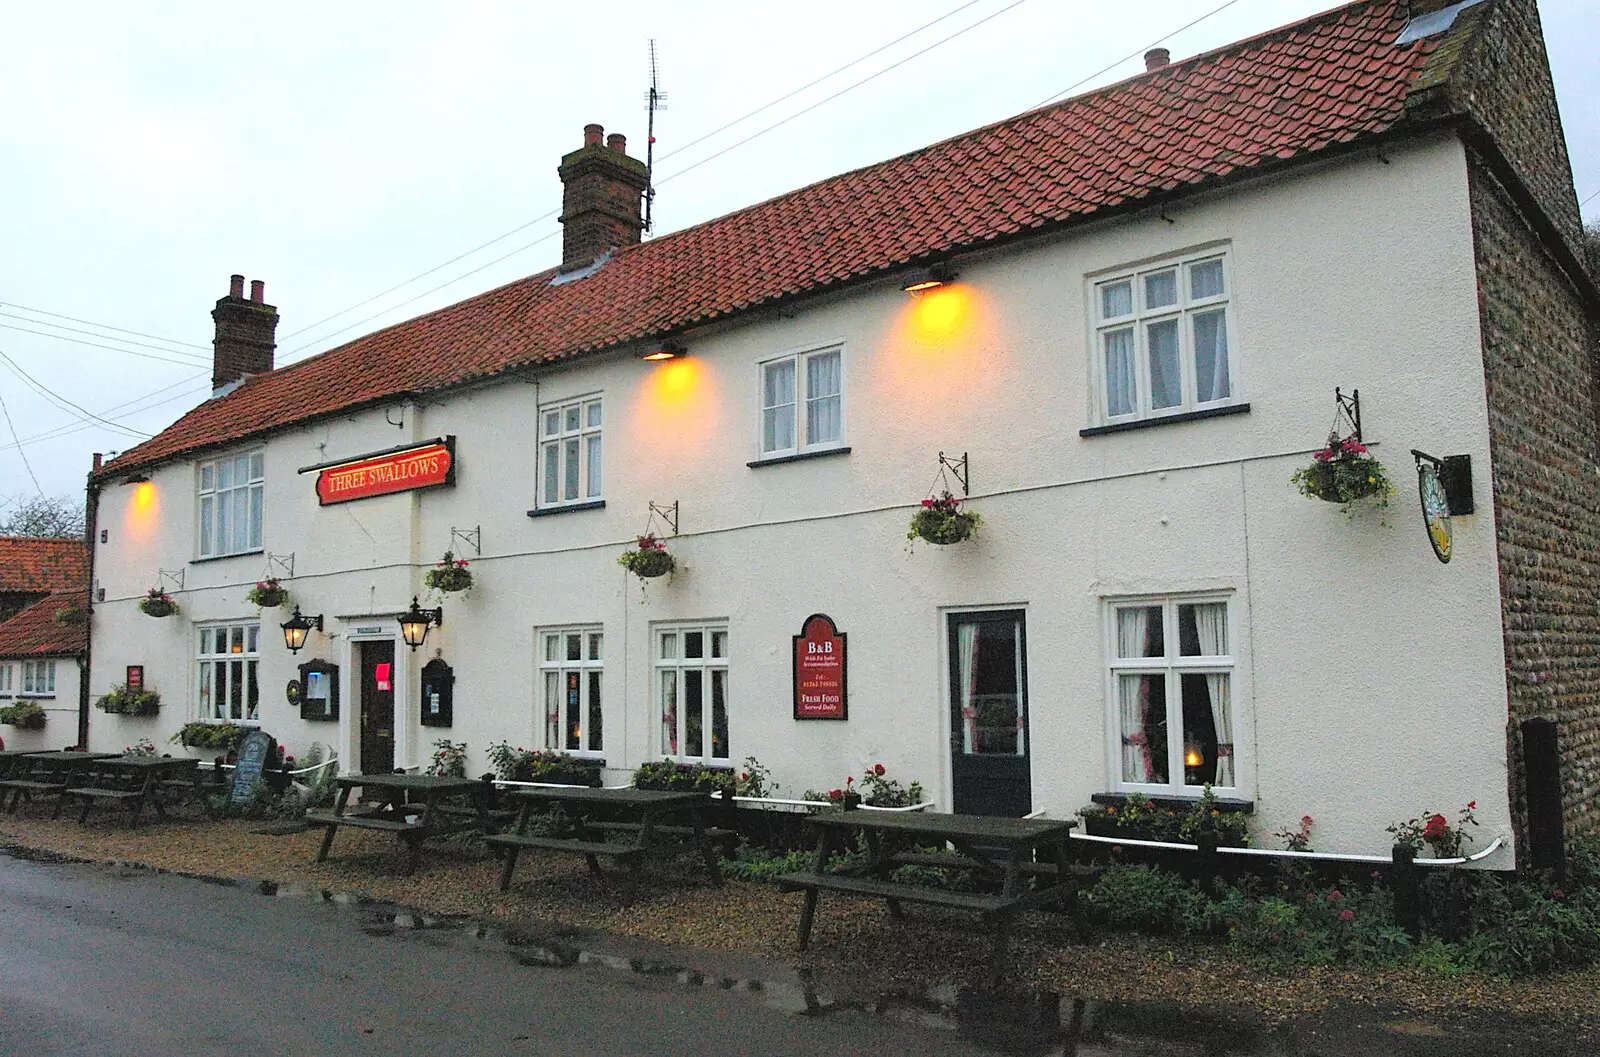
[527,500,606,518]
[1079,403,1250,438]
[190,550,265,566]
[1092,791,1253,814]
[747,446,851,469]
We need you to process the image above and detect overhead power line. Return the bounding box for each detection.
[1030,0,1245,109]
[1581,187,1598,208]
[0,312,210,363]
[0,376,211,455]
[0,322,211,369]
[0,349,153,440]
[280,0,1010,352]
[0,388,44,498]
[0,301,211,351]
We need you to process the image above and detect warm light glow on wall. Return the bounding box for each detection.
[625,356,723,458]
[907,285,977,344]
[123,480,160,541]
[133,482,155,510]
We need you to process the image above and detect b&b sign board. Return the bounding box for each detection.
[230,730,278,804]
[793,613,847,721]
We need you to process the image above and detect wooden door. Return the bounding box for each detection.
[948,610,1032,817]
[358,640,396,774]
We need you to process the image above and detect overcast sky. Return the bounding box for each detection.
[1,0,1594,509]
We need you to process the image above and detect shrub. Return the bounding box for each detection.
[1085,865,1220,935]
[171,721,249,754]
[486,743,601,786]
[632,759,734,794]
[96,684,161,716]
[0,701,46,730]
[428,739,468,778]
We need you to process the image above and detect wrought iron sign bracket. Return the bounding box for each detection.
[648,501,680,537]
[1334,387,1362,443]
[450,526,481,557]
[157,568,185,593]
[939,452,970,497]
[266,552,295,580]
[1411,450,1474,515]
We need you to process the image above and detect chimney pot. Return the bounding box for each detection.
[583,123,604,147]
[229,274,245,298]
[558,124,649,270]
[607,133,626,153]
[249,280,265,303]
[1145,48,1170,71]
[212,275,278,391]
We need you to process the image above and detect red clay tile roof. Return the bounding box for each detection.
[103,0,1447,477]
[0,590,87,658]
[0,537,89,594]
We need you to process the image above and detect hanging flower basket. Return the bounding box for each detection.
[247,577,289,608]
[96,685,161,717]
[908,491,982,546]
[138,589,178,618]
[618,534,675,579]
[424,551,474,593]
[1291,433,1392,511]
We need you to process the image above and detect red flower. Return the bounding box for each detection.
[828,789,842,799]
[873,764,886,776]
[921,499,934,507]
[1327,889,1344,902]
[1467,800,1477,810]
[1423,814,1449,839]
[1339,909,1355,922]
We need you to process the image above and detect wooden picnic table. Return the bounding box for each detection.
[307,773,490,875]
[777,810,1079,969]
[0,751,119,814]
[485,787,725,892]
[0,749,46,780]
[60,756,203,827]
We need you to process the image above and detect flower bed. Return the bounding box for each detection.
[1076,788,1251,848]
[487,743,601,787]
[632,760,735,794]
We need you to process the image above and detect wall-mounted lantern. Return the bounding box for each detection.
[280,606,323,654]
[641,339,687,362]
[398,597,443,651]
[902,263,957,293]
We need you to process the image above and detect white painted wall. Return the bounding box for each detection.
[0,656,83,752]
[89,133,1511,860]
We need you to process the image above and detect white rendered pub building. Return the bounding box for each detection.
[85,0,1600,862]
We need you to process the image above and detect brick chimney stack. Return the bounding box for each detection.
[558,123,649,269]
[211,273,278,392]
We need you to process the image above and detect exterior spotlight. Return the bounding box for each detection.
[280,606,323,654]
[641,339,687,362]
[398,597,443,651]
[902,263,956,293]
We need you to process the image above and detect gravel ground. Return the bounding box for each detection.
[4,810,1599,1032]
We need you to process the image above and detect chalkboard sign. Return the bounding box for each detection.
[231,730,278,804]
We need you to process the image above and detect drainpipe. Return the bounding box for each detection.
[80,454,102,750]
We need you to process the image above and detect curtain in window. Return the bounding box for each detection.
[1147,320,1181,409]
[957,622,979,755]
[1193,603,1234,787]
[1103,330,1135,417]
[1193,310,1229,403]
[1115,608,1153,781]
[762,361,796,451]
[805,352,841,445]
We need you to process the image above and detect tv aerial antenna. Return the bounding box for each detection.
[643,39,666,234]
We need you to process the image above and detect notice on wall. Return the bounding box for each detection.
[375,663,392,692]
[793,613,847,721]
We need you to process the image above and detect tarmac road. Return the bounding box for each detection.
[0,851,1005,1057]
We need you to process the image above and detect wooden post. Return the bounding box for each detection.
[1196,832,1220,889]
[1521,717,1567,881]
[1392,844,1420,941]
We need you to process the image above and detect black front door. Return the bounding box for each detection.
[948,610,1031,817]
[358,640,396,774]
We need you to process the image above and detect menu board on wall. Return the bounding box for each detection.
[793,613,847,721]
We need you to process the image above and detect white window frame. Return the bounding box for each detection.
[198,449,265,558]
[1090,249,1238,425]
[537,626,605,758]
[537,395,603,508]
[20,660,55,697]
[654,622,730,763]
[757,343,846,458]
[0,662,11,696]
[197,622,261,724]
[1104,593,1239,796]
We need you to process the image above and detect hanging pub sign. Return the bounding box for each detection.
[793,613,847,721]
[1411,449,1453,564]
[300,436,456,506]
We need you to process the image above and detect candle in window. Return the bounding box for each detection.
[1184,740,1204,768]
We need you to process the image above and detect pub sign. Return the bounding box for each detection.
[302,436,456,506]
[793,613,847,721]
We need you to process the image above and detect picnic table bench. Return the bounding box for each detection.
[485,787,724,891]
[777,810,1080,972]
[59,756,203,826]
[307,773,490,875]
[0,751,118,814]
